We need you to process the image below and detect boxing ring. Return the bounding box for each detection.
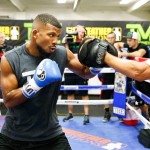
[58,67,150,149]
[58,84,150,127]
[0,67,150,149]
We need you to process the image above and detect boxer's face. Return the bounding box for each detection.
[34,23,61,54]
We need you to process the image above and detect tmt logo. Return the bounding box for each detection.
[126,24,150,45]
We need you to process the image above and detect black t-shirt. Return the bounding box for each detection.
[68,42,80,54]
[0,43,13,53]
[3,44,66,141]
[124,43,149,58]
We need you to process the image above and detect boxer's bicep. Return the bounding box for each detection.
[1,55,18,92]
[1,70,18,97]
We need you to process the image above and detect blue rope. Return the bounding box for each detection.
[60,85,114,90]
[131,84,150,105]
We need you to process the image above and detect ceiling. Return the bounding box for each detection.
[0,0,150,13]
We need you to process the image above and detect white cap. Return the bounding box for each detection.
[123,32,139,40]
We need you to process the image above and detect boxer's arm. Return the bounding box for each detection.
[105,52,150,81]
[66,48,94,79]
[1,56,27,108]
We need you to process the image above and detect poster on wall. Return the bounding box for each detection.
[0,20,150,47]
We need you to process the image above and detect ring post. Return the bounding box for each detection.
[113,49,128,118]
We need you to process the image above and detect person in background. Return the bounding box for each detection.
[62,25,90,125]
[0,32,13,55]
[114,31,150,120]
[98,32,123,122]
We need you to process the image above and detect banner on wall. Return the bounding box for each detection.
[0,20,150,47]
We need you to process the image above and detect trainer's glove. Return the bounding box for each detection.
[78,37,118,68]
[22,59,61,98]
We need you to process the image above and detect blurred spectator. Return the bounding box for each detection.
[62,25,90,125]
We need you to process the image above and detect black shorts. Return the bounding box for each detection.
[134,81,150,106]
[99,73,115,99]
[64,73,88,96]
[0,133,72,150]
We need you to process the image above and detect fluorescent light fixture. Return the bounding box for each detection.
[73,0,78,11]
[120,0,132,4]
[57,0,67,3]
[130,0,149,10]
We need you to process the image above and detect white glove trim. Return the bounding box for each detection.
[22,78,42,99]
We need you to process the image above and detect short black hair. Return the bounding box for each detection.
[33,13,62,29]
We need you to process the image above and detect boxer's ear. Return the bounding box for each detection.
[32,29,38,39]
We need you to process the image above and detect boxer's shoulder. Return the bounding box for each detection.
[5,44,26,57]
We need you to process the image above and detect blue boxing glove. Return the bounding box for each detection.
[22,59,61,98]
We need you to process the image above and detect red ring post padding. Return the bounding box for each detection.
[0,52,3,58]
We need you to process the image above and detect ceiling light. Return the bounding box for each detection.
[130,0,149,10]
[57,0,67,3]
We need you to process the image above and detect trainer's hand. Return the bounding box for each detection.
[78,37,118,68]
[22,59,61,98]
[119,51,128,57]
[62,37,66,44]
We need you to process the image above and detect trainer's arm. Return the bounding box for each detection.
[120,49,146,58]
[105,52,150,81]
[1,56,27,108]
[66,48,94,79]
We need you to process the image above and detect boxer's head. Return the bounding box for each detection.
[31,13,62,58]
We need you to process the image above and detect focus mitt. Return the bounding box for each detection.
[78,37,118,68]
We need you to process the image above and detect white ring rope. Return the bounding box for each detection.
[57,99,113,105]
[126,103,150,129]
[64,67,150,83]
[65,67,115,74]
[0,98,3,103]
